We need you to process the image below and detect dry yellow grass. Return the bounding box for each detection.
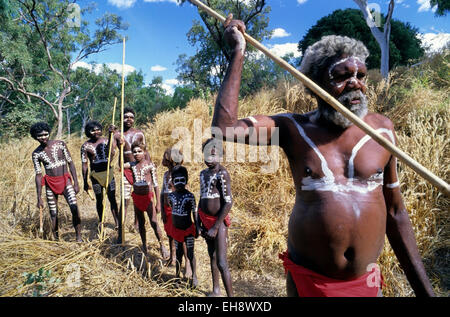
[0,52,448,297]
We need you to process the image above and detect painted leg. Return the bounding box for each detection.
[185,236,197,288]
[45,187,59,240]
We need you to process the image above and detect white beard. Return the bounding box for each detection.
[318,90,368,129]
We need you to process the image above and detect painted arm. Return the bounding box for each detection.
[211,19,280,146]
[32,153,44,208]
[205,168,233,239]
[150,163,161,213]
[192,195,199,238]
[383,151,435,296]
[80,144,90,192]
[63,142,79,194]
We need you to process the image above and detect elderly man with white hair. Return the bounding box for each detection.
[211,19,435,297]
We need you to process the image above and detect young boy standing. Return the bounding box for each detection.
[168,165,199,288]
[30,122,82,242]
[124,141,168,258]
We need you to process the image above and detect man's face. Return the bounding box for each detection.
[318,55,369,128]
[124,112,135,129]
[36,130,49,145]
[132,146,144,162]
[90,126,102,139]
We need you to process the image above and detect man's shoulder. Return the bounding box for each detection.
[365,112,394,130]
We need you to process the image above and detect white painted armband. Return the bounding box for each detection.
[385,181,400,189]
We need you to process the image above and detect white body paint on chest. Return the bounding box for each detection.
[282,114,395,194]
[33,142,71,174]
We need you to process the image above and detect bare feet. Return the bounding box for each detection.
[160,243,170,260]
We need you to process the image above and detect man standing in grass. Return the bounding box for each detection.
[31,122,82,242]
[211,19,434,297]
[81,120,119,232]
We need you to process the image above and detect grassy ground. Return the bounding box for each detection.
[0,51,448,297]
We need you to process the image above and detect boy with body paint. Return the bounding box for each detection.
[167,165,199,288]
[212,19,434,297]
[81,120,119,231]
[31,122,82,242]
[124,141,168,257]
[161,148,193,278]
[198,138,233,297]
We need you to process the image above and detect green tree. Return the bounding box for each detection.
[177,0,272,96]
[430,0,449,16]
[0,0,127,138]
[298,8,424,75]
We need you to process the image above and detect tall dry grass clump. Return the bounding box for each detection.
[0,50,448,297]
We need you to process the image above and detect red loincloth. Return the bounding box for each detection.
[131,191,154,212]
[279,251,384,297]
[171,222,196,243]
[42,173,72,195]
[123,169,134,185]
[163,205,174,238]
[198,208,231,231]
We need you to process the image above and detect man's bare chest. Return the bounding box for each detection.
[282,114,394,193]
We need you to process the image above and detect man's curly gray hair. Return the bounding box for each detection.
[300,35,369,86]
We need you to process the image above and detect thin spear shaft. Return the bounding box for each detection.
[188,0,450,197]
[120,37,126,245]
[99,97,117,241]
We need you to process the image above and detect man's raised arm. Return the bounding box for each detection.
[211,20,278,145]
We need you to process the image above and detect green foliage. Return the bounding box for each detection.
[298,9,424,70]
[0,0,127,137]
[177,0,274,96]
[21,267,61,297]
[430,0,449,16]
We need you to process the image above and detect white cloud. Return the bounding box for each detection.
[165,78,180,86]
[71,61,136,76]
[417,32,450,54]
[151,65,167,72]
[417,0,437,13]
[72,61,92,71]
[272,28,291,39]
[268,43,302,58]
[143,0,179,4]
[108,0,136,9]
[160,78,180,95]
[105,63,136,76]
[297,0,308,4]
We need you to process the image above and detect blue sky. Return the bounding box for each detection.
[74,0,449,93]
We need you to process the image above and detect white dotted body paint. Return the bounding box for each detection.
[33,141,72,174]
[81,140,108,164]
[168,192,196,217]
[200,170,232,203]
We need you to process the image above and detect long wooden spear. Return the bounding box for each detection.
[120,37,126,245]
[99,97,117,241]
[188,0,450,197]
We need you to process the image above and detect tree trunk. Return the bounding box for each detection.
[354,0,394,79]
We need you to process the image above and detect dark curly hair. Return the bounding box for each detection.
[123,107,135,116]
[30,122,51,140]
[84,120,103,138]
[171,165,188,183]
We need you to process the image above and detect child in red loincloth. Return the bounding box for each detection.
[160,148,192,278]
[167,165,199,288]
[124,141,168,259]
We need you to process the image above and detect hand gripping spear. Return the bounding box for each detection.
[188,0,450,197]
